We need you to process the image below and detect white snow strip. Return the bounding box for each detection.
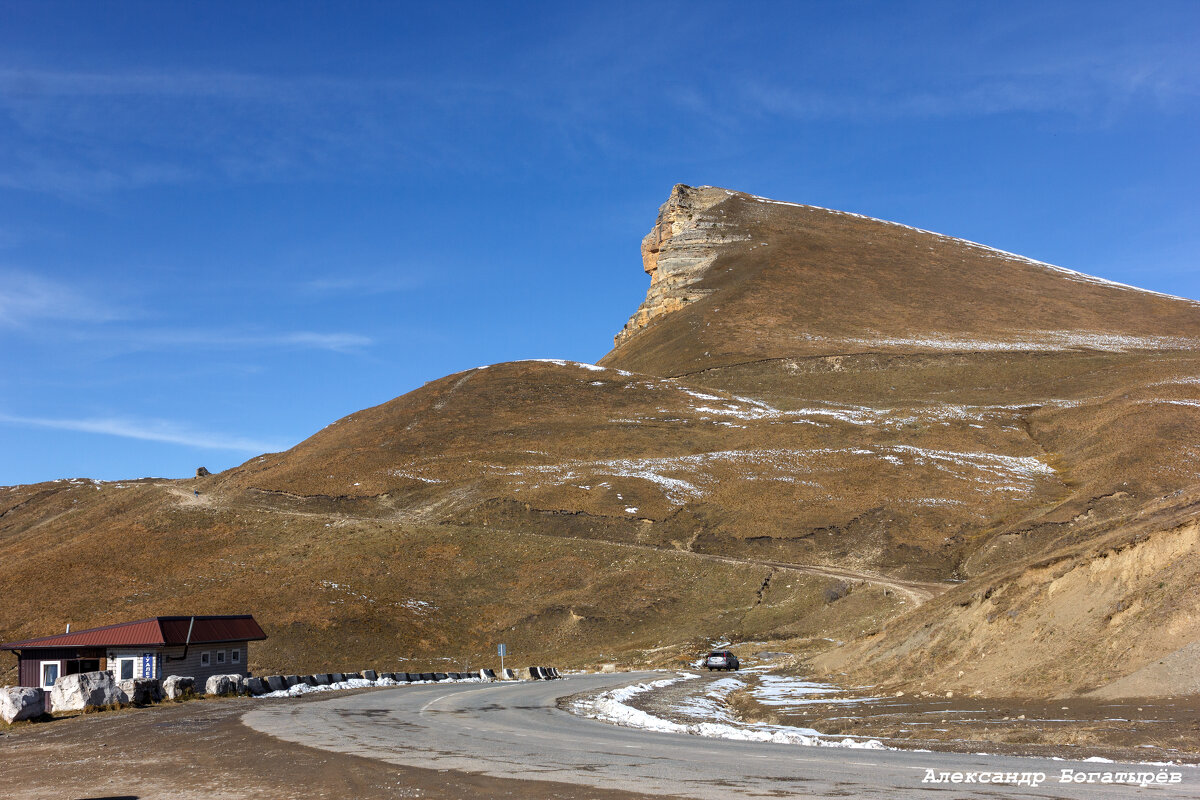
[752,676,880,708]
[741,192,1200,307]
[517,359,615,373]
[256,674,483,699]
[573,672,886,749]
[387,469,445,484]
[492,444,1055,504]
[826,332,1198,353]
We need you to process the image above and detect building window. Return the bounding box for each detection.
[40,661,59,688]
[231,649,241,664]
[216,650,225,664]
[200,652,210,667]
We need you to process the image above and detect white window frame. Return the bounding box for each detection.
[216,650,225,664]
[112,656,136,681]
[231,648,240,664]
[40,660,60,688]
[200,651,211,667]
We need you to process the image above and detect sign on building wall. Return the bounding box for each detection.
[142,652,154,678]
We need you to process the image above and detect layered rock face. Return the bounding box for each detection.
[613,184,747,346]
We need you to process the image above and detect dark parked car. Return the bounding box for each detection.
[704,650,739,671]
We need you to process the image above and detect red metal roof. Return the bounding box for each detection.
[159,616,266,645]
[1,615,266,650]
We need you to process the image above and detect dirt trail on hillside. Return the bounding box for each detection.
[162,481,950,607]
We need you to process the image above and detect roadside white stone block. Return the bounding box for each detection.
[162,675,196,700]
[205,674,244,696]
[117,678,160,705]
[1,687,44,723]
[49,671,122,713]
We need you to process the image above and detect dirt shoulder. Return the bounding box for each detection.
[713,674,1200,763]
[0,690,672,800]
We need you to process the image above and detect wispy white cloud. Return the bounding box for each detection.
[734,39,1200,123]
[0,274,372,352]
[117,329,374,353]
[301,273,425,294]
[0,412,285,453]
[0,269,123,326]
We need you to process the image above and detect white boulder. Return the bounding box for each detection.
[117,678,160,705]
[1,687,44,723]
[49,671,122,713]
[162,675,195,700]
[204,674,244,696]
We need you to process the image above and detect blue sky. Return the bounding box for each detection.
[1,1,1198,485]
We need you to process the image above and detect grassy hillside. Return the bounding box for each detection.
[3,185,1198,698]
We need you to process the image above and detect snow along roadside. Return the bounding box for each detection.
[570,672,887,750]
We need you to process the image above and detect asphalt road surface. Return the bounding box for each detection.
[243,672,1196,799]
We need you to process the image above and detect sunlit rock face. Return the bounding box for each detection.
[614,184,747,347]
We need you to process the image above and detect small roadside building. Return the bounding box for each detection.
[1,615,267,689]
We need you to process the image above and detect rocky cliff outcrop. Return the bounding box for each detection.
[613,184,747,347]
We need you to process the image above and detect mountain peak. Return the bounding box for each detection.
[603,185,1200,377]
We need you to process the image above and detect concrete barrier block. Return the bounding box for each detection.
[330,673,345,683]
[363,670,378,681]
[432,672,447,681]
[284,675,302,687]
[245,677,269,695]
[501,668,516,680]
[481,668,497,681]
[266,675,287,692]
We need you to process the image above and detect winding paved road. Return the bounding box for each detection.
[243,673,1194,799]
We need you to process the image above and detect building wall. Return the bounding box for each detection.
[14,642,252,687]
[17,648,96,688]
[159,641,251,685]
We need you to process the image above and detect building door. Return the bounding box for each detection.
[39,660,60,689]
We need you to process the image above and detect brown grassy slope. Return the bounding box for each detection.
[600,189,1200,377]
[590,185,1200,697]
[218,359,1072,579]
[0,477,875,685]
[3,185,1198,698]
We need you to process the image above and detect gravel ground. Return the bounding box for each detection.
[0,689,669,800]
